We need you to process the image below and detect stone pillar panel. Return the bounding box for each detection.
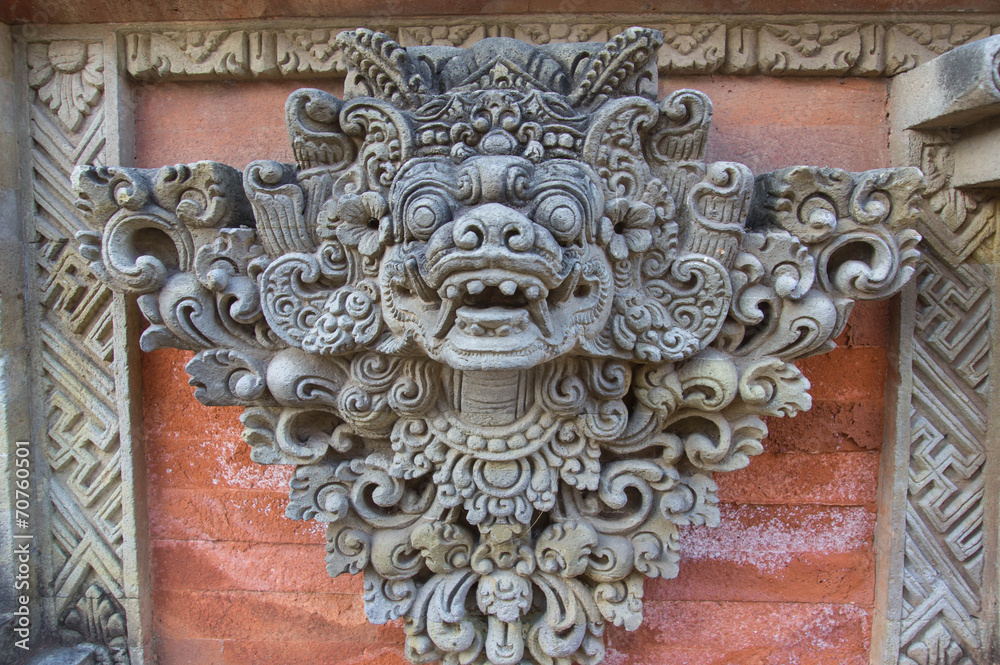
[71,28,925,665]
[883,32,1000,665]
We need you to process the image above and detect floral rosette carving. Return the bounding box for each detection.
[73,27,924,665]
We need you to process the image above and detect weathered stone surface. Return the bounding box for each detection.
[0,22,28,632]
[24,645,100,665]
[888,35,1000,262]
[73,28,924,665]
[884,23,993,77]
[8,0,1000,24]
[952,122,1000,187]
[891,34,1000,131]
[901,129,999,264]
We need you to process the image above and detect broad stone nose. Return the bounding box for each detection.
[452,203,535,253]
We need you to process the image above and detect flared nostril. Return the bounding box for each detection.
[453,218,487,250]
[502,219,535,252]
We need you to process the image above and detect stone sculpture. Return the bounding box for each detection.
[72,27,924,665]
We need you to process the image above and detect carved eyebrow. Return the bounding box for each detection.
[526,171,589,195]
[390,159,460,202]
[528,160,594,187]
[526,164,600,218]
[446,158,535,206]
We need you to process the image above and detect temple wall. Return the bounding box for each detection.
[136,75,892,665]
[3,7,998,665]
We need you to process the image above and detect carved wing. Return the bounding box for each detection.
[648,88,713,163]
[582,96,658,199]
[244,160,315,256]
[340,97,415,195]
[286,87,356,171]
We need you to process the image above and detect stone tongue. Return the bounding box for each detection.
[457,369,531,426]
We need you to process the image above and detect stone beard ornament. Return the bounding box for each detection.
[73,27,924,665]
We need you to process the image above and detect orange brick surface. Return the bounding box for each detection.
[646,504,876,605]
[138,74,892,663]
[605,601,872,665]
[661,76,890,174]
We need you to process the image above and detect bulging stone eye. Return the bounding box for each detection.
[405,191,453,240]
[534,194,584,244]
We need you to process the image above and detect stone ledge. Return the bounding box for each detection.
[22,646,98,665]
[892,34,1000,130]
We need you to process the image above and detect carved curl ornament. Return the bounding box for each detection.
[73,28,923,665]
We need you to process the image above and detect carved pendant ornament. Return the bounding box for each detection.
[72,28,924,665]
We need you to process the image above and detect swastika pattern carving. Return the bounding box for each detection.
[904,234,993,663]
[25,37,133,663]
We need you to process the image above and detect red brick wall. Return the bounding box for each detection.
[135,74,892,665]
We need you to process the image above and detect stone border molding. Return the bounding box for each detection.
[0,21,32,659]
[120,16,1000,81]
[875,33,1000,665]
[7,23,151,665]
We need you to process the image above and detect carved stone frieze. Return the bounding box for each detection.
[59,584,130,665]
[656,23,725,74]
[889,34,1000,268]
[914,130,998,265]
[885,24,993,77]
[398,25,487,49]
[511,24,610,48]
[758,23,862,75]
[121,18,1000,82]
[74,28,924,665]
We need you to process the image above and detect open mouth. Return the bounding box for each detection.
[455,307,531,338]
[432,269,557,339]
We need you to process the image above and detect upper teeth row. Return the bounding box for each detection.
[441,273,548,301]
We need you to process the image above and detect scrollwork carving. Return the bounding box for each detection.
[73,27,924,665]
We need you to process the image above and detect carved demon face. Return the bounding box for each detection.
[241,32,746,375]
[73,27,924,665]
[384,155,611,369]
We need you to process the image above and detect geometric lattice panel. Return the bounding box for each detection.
[26,38,129,663]
[904,254,992,664]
